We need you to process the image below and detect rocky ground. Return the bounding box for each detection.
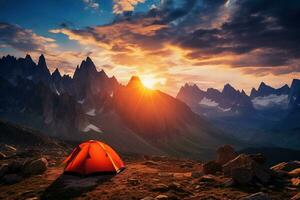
[0,145,300,200]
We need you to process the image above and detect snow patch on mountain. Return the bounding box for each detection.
[86,109,96,116]
[199,97,219,107]
[82,124,102,133]
[77,99,85,104]
[252,94,289,110]
[218,107,231,112]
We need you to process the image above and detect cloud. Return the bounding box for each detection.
[0,22,56,52]
[83,0,99,10]
[48,0,300,93]
[113,0,145,14]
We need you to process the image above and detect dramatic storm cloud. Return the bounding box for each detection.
[1,0,300,94]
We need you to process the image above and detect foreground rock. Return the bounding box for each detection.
[202,161,222,175]
[23,157,48,175]
[216,145,237,165]
[223,154,271,184]
[271,161,300,172]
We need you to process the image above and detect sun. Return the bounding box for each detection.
[141,76,156,89]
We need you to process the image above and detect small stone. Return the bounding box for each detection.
[0,152,7,159]
[169,182,181,189]
[195,185,200,189]
[5,144,17,151]
[2,174,22,184]
[152,183,169,192]
[241,192,271,200]
[127,178,140,186]
[155,194,169,200]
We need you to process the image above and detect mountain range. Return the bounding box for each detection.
[0,54,239,160]
[177,79,300,149]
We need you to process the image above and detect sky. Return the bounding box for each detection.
[0,0,300,95]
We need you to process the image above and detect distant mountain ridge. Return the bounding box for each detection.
[177,79,300,150]
[177,79,300,116]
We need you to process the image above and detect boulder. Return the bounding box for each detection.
[231,167,253,185]
[291,178,300,187]
[0,164,9,177]
[253,165,271,183]
[249,154,266,165]
[216,145,237,165]
[155,195,169,200]
[241,192,271,200]
[271,161,300,172]
[289,168,300,177]
[223,154,270,184]
[2,174,22,184]
[22,157,48,175]
[203,161,222,175]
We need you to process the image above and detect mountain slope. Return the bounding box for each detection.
[112,76,239,159]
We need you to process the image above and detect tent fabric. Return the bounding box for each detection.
[64,140,125,175]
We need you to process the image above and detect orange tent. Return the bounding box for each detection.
[64,140,125,175]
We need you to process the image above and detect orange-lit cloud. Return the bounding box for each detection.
[113,0,145,14]
[2,0,300,96]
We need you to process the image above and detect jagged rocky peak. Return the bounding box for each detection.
[25,54,34,62]
[38,54,47,68]
[52,68,62,79]
[241,90,247,96]
[82,57,97,72]
[98,69,108,79]
[222,83,236,93]
[127,76,143,88]
[258,81,274,91]
[74,57,98,79]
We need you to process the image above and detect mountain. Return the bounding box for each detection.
[111,76,239,158]
[289,79,300,107]
[0,54,238,159]
[177,83,254,118]
[250,82,290,98]
[177,80,300,150]
[0,120,65,149]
